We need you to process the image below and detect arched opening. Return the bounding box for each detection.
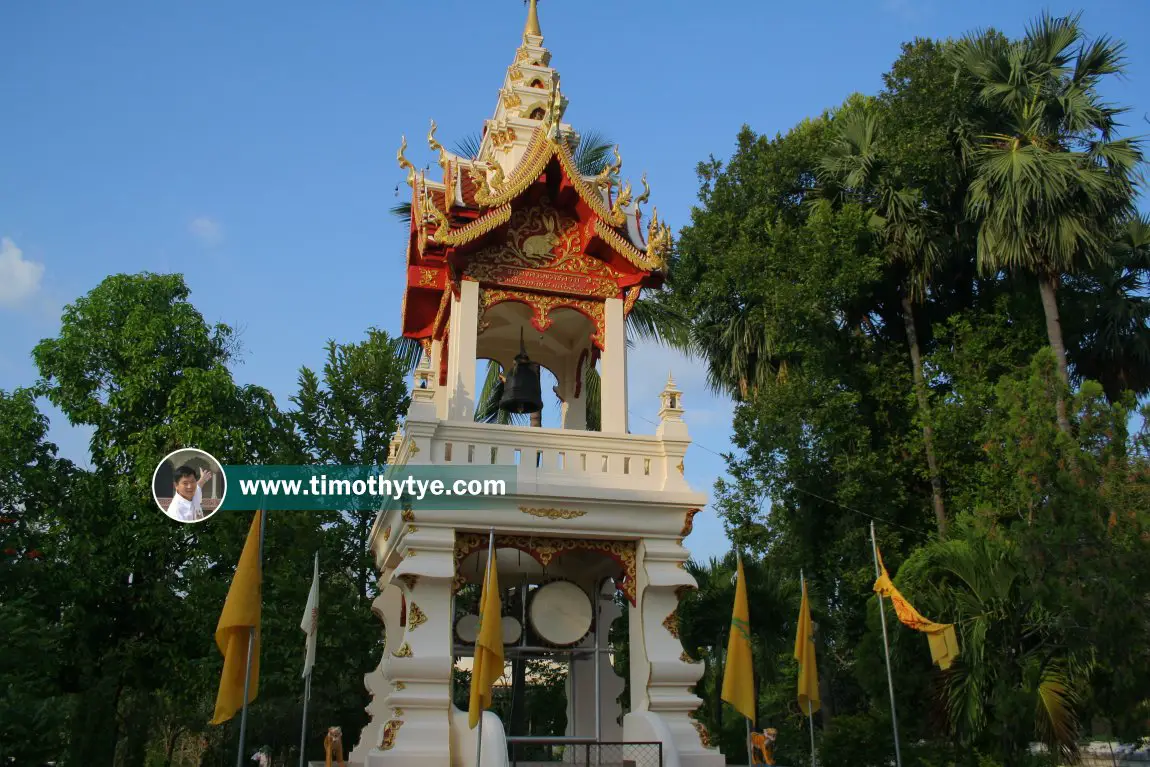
[475,299,600,430]
[529,107,546,120]
[528,78,546,89]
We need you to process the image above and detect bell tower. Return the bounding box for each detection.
[353,3,723,766]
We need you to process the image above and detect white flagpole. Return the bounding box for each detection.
[801,570,816,767]
[236,507,267,767]
[299,551,319,767]
[474,527,495,767]
[870,521,903,767]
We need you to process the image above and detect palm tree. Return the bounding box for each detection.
[679,553,798,740]
[906,537,1087,764]
[952,13,1143,434]
[818,108,950,536]
[392,129,693,428]
[1064,214,1150,402]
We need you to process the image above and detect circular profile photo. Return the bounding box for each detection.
[152,448,227,523]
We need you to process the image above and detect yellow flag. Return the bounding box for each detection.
[468,539,504,729]
[794,577,820,715]
[211,511,263,724]
[873,546,960,670]
[721,556,756,723]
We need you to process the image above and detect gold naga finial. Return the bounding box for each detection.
[611,179,634,219]
[524,0,542,39]
[428,119,449,170]
[636,172,651,206]
[397,135,415,184]
[593,145,623,190]
[646,206,672,270]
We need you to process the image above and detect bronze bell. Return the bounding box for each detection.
[499,330,543,415]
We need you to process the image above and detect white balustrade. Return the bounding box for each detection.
[427,421,672,492]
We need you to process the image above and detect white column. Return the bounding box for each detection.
[559,351,588,430]
[431,339,448,420]
[600,297,627,433]
[447,280,480,422]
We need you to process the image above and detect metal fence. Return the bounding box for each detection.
[506,740,662,767]
[1075,749,1150,767]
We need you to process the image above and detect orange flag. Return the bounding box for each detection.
[873,546,959,670]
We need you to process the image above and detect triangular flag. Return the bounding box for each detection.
[301,552,319,678]
[468,537,504,729]
[721,556,756,723]
[794,576,820,716]
[211,511,263,724]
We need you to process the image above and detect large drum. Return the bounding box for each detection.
[528,580,593,647]
[454,614,524,645]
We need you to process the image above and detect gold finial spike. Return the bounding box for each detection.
[524,0,542,39]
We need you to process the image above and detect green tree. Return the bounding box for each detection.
[292,328,411,598]
[953,12,1144,433]
[818,105,952,536]
[31,273,304,766]
[1063,213,1150,402]
[0,389,82,763]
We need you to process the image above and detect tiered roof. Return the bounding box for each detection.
[396,0,672,346]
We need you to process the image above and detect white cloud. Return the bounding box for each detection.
[0,237,45,308]
[189,217,223,247]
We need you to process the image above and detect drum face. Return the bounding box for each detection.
[529,580,593,647]
[501,616,523,645]
[455,613,479,644]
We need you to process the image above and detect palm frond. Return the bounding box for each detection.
[1035,665,1081,761]
[474,360,526,425]
[394,337,424,373]
[573,131,614,176]
[389,202,412,227]
[626,291,695,351]
[453,132,483,161]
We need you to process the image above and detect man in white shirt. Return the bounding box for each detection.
[167,464,214,522]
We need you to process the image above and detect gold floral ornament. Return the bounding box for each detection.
[691,716,713,748]
[381,719,404,750]
[520,506,587,519]
[406,601,428,630]
[454,533,639,604]
[681,509,700,537]
[397,135,415,185]
[393,680,407,691]
[392,642,414,658]
[623,286,641,316]
[662,610,680,638]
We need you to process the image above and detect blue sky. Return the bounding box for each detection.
[2,0,1148,561]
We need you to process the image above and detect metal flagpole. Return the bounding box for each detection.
[745,718,753,767]
[236,507,267,767]
[298,671,312,767]
[299,551,318,767]
[474,527,495,767]
[870,521,903,767]
[801,570,816,767]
